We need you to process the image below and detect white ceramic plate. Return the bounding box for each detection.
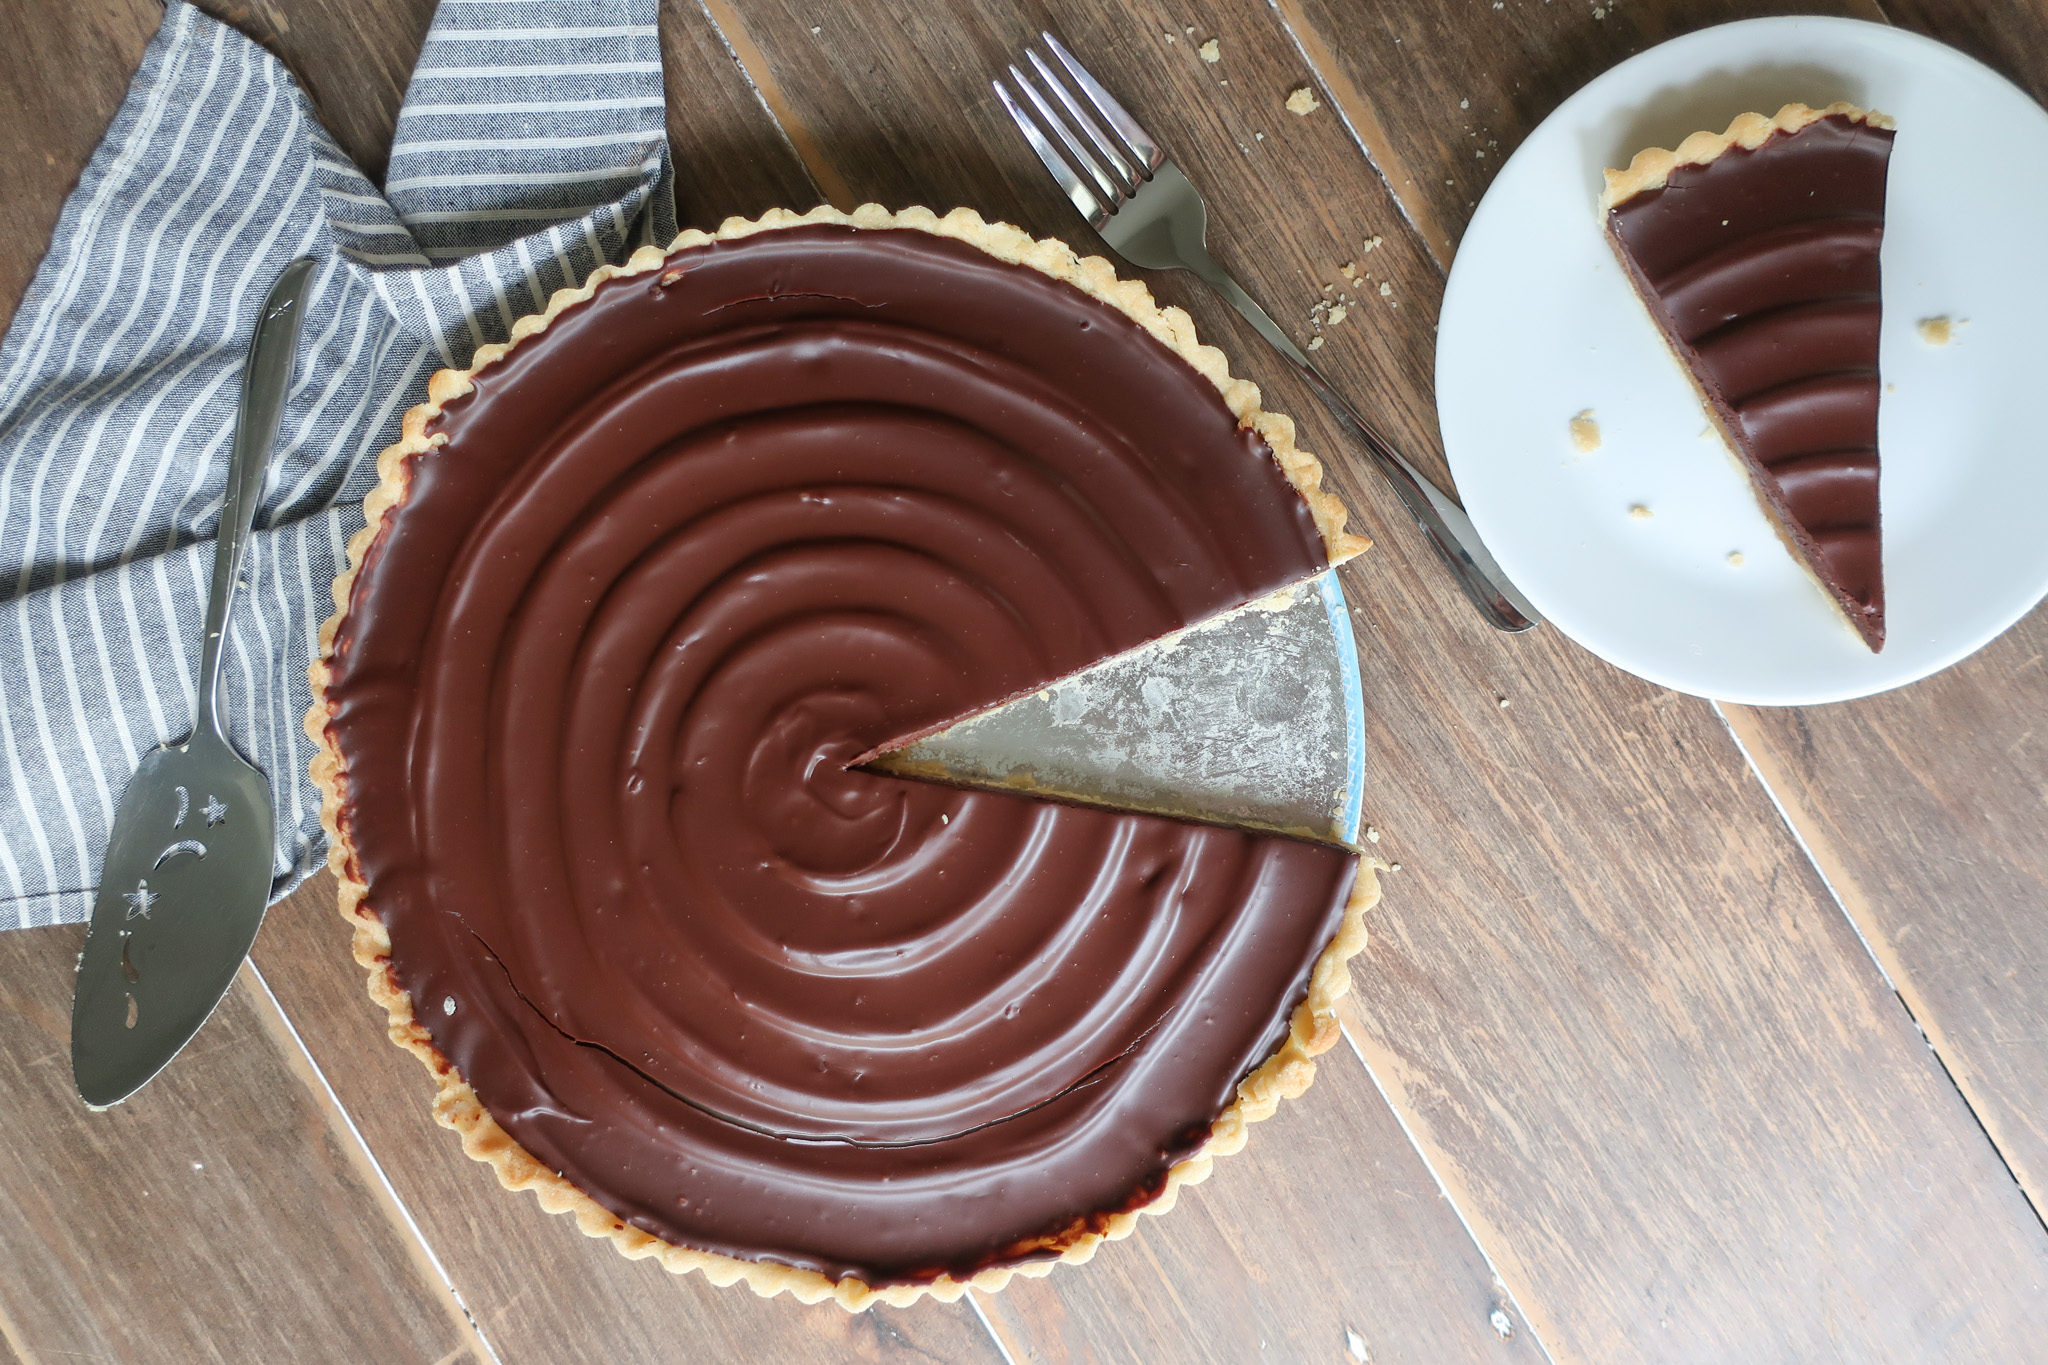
[1438,17,2048,705]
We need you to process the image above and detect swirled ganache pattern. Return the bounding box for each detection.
[1607,111,1894,649]
[319,222,1362,1285]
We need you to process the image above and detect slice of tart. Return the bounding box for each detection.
[307,204,1379,1309]
[1601,102,1895,651]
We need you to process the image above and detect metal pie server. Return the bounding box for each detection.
[71,256,316,1107]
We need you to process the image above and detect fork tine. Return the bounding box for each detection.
[1025,49,1137,193]
[992,77,1107,227]
[1041,32,1166,174]
[1009,64,1125,210]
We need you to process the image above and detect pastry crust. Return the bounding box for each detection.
[1598,101,1895,213]
[305,203,1379,1311]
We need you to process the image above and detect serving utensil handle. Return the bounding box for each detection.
[194,257,317,741]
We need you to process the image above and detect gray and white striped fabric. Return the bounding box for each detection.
[0,0,677,930]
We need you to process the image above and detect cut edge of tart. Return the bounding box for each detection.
[1599,103,1895,652]
[305,202,1381,1312]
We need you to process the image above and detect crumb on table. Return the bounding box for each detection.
[1199,38,1220,62]
[1286,86,1322,115]
[1569,408,1600,454]
[1629,503,1653,520]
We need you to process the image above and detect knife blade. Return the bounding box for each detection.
[71,255,316,1107]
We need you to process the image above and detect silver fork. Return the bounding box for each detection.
[995,34,1538,632]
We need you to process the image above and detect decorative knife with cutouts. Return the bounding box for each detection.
[71,256,314,1107]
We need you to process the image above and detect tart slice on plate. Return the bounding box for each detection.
[1601,102,1895,651]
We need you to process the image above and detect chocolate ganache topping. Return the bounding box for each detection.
[318,221,1363,1286]
[1607,111,1893,649]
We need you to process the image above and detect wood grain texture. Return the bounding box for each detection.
[0,924,472,1365]
[973,1017,1532,1365]
[663,0,819,225]
[1715,0,2048,1227]
[1324,530,2048,1363]
[1267,0,2048,1358]
[11,1,2048,1362]
[1722,634,2048,1215]
[702,0,2044,1361]
[1875,0,2048,107]
[251,876,1008,1365]
[1269,0,1885,271]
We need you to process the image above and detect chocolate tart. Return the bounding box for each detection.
[307,204,1380,1309]
[1601,103,1895,651]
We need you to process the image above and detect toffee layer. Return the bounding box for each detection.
[320,224,1360,1284]
[1608,112,1893,649]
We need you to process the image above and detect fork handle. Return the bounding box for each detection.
[1182,253,1540,633]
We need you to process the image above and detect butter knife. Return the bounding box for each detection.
[71,256,316,1107]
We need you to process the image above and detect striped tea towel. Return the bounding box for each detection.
[0,0,677,930]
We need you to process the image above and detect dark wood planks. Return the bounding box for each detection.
[10,2,2048,1363]
[1273,0,2048,1253]
[1714,0,2048,1225]
[1266,0,1885,270]
[251,876,1008,1365]
[1316,514,2048,1363]
[1722,620,2048,1214]
[0,924,476,1364]
[1875,0,2048,109]
[973,1020,1532,1364]
[710,0,2048,1357]
[664,0,821,225]
[1268,0,2048,1358]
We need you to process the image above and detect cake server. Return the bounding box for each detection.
[71,255,315,1108]
[995,34,1540,633]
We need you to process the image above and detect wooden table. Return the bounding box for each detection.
[5,1,2046,1360]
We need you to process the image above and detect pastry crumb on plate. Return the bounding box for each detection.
[1569,409,1600,453]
